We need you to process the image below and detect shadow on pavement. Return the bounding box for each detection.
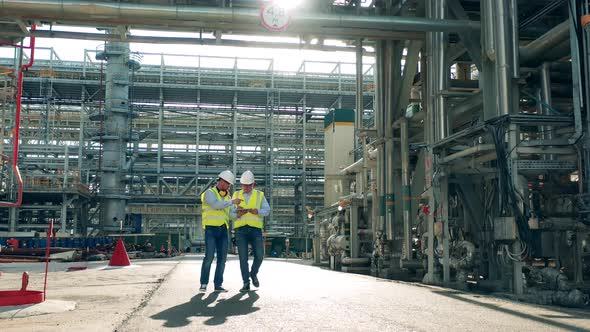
[434,290,590,332]
[151,291,260,328]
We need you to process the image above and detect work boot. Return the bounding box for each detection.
[199,284,207,293]
[251,275,259,288]
[240,283,250,292]
[214,286,228,293]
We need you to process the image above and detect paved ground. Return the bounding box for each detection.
[1,255,589,331]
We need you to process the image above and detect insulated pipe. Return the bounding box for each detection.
[0,1,480,34]
[495,0,513,116]
[509,0,520,78]
[0,30,374,53]
[423,0,436,284]
[339,158,376,175]
[374,41,385,236]
[540,62,554,160]
[356,39,364,133]
[401,118,411,260]
[567,0,583,145]
[440,144,496,164]
[355,38,365,198]
[483,0,496,60]
[367,148,379,161]
[519,21,570,64]
[0,25,35,208]
[434,1,449,141]
[385,41,395,241]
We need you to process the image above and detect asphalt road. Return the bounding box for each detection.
[118,256,590,332]
[2,255,588,331]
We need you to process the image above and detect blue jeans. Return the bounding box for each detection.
[199,225,228,287]
[236,225,264,284]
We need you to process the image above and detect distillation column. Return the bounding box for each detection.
[98,40,131,228]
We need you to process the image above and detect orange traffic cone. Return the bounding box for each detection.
[108,238,131,267]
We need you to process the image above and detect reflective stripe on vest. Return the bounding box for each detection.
[233,189,264,229]
[201,187,231,228]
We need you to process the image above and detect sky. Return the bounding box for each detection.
[0,26,375,74]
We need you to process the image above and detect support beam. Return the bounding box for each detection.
[232,92,238,177]
[448,0,483,69]
[157,88,163,186]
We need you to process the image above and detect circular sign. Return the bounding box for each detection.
[260,2,291,31]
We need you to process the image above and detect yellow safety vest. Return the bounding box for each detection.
[201,187,231,228]
[233,189,264,229]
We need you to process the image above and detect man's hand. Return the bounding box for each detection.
[237,208,248,217]
[232,198,242,205]
[249,208,259,215]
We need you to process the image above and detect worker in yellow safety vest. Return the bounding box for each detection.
[231,170,270,292]
[199,170,242,293]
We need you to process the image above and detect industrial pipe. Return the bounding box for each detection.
[495,0,513,116]
[440,144,495,164]
[401,118,411,260]
[373,41,385,236]
[355,38,364,137]
[0,1,480,35]
[384,41,394,240]
[567,2,583,145]
[540,62,555,160]
[0,25,35,208]
[0,29,373,53]
[434,0,449,141]
[509,0,520,78]
[339,158,376,175]
[519,21,570,65]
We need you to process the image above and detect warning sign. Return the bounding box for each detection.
[260,2,291,31]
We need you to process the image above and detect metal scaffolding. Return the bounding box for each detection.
[0,49,375,238]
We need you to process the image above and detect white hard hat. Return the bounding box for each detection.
[218,170,235,185]
[240,170,255,185]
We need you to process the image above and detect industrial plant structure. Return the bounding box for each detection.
[0,0,588,305]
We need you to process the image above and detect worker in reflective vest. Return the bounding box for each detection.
[231,170,270,292]
[199,170,242,293]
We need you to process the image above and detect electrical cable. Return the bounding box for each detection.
[485,122,533,248]
[521,90,565,115]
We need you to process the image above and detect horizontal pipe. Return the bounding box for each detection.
[519,20,569,64]
[0,1,480,37]
[339,158,376,175]
[339,148,378,175]
[440,144,495,164]
[0,30,373,53]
